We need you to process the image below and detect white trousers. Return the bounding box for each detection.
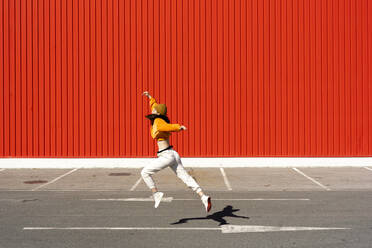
[141,149,202,193]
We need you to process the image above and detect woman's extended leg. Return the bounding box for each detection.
[169,150,202,193]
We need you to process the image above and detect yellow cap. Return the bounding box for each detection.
[154,104,167,115]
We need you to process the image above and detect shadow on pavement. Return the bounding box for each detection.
[171,205,250,226]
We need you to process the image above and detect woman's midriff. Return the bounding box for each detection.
[157,139,171,151]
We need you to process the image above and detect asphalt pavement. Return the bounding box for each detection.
[0,167,372,248]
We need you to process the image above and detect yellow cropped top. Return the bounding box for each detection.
[148,97,181,141]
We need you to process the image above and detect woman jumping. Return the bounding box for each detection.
[141,91,212,212]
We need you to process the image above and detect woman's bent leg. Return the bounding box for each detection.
[141,154,173,190]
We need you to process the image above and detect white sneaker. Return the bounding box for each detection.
[153,192,164,208]
[201,195,212,212]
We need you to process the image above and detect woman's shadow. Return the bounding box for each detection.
[171,205,249,226]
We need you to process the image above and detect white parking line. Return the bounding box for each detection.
[292,168,331,191]
[83,198,310,202]
[31,168,80,191]
[23,225,350,233]
[24,227,220,231]
[84,197,174,202]
[0,189,135,192]
[130,177,142,191]
[220,168,232,191]
[174,198,310,201]
[364,167,372,172]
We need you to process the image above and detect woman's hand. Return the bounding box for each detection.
[142,91,152,99]
[180,125,187,131]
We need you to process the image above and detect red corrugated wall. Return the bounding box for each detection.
[0,0,371,157]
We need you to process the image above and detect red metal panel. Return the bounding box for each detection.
[274,0,282,156]
[101,0,108,156]
[129,0,136,156]
[298,0,305,155]
[9,0,15,156]
[55,0,61,155]
[0,0,3,156]
[247,0,254,156]
[1,0,372,157]
[338,0,346,155]
[142,0,149,156]
[333,0,340,155]
[113,0,119,157]
[84,0,91,156]
[183,0,190,156]
[89,0,96,157]
[235,0,241,155]
[26,0,34,155]
[369,0,372,155]
[309,0,316,155]
[67,0,73,156]
[15,0,22,156]
[230,0,236,156]
[118,0,125,156]
[124,0,131,155]
[49,0,56,156]
[112,0,119,157]
[96,0,103,156]
[3,0,9,156]
[361,0,369,154]
[345,0,351,155]
[44,0,51,156]
[252,0,259,156]
[240,0,248,156]
[20,0,26,155]
[223,0,230,155]
[269,0,276,155]
[38,0,45,156]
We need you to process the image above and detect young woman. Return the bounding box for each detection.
[141,91,212,212]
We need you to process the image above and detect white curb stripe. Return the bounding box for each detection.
[220,168,232,191]
[292,168,331,191]
[364,167,372,172]
[130,177,142,191]
[31,168,80,191]
[1,157,371,168]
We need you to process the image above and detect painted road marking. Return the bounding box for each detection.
[175,198,310,201]
[0,169,5,172]
[0,189,144,192]
[0,199,23,202]
[84,197,174,202]
[24,227,220,231]
[130,177,142,191]
[220,168,232,191]
[364,167,372,172]
[292,168,331,191]
[23,225,349,233]
[83,198,310,202]
[220,225,350,233]
[31,168,80,191]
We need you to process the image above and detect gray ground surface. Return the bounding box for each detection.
[0,167,372,248]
